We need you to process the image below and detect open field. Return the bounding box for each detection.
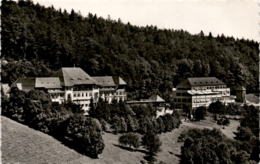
[2,116,239,164]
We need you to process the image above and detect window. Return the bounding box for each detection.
[78,93,80,97]
[82,93,84,97]
[89,92,92,97]
[74,93,76,97]
[86,92,88,97]
[176,93,181,96]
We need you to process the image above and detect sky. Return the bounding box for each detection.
[33,0,259,42]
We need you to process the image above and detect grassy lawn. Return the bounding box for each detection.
[2,116,240,164]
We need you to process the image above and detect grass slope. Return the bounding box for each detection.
[1,116,144,164]
[2,116,239,164]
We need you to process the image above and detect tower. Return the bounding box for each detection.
[236,86,246,103]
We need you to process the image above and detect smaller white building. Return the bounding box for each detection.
[173,77,235,109]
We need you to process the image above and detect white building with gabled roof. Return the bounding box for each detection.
[92,76,127,103]
[173,77,235,109]
[12,67,127,113]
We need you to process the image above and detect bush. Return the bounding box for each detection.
[2,87,27,122]
[156,116,165,133]
[132,105,157,119]
[226,103,243,115]
[179,128,253,164]
[111,116,127,133]
[194,106,207,120]
[235,127,254,141]
[118,133,140,150]
[217,116,230,126]
[99,118,108,132]
[65,115,105,158]
[126,115,139,132]
[142,132,162,156]
[208,101,225,114]
[138,116,154,134]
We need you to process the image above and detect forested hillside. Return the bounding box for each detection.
[2,0,259,99]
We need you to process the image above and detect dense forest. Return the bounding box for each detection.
[2,0,259,100]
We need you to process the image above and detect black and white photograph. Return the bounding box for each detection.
[1,0,259,163]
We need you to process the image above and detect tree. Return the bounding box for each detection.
[3,87,27,122]
[118,133,140,150]
[240,105,259,137]
[180,128,253,164]
[138,116,154,134]
[65,115,104,158]
[142,132,162,155]
[194,106,207,120]
[126,115,139,132]
[208,101,225,115]
[156,116,165,133]
[111,116,127,133]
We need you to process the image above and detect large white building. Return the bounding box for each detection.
[13,67,127,113]
[172,77,235,109]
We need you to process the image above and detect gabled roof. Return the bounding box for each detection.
[61,67,96,86]
[118,77,127,85]
[177,77,225,88]
[148,95,165,102]
[176,79,191,88]
[35,77,61,89]
[112,76,127,86]
[187,77,225,86]
[127,95,165,104]
[92,76,116,87]
[14,77,35,92]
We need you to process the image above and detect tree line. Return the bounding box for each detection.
[88,99,181,134]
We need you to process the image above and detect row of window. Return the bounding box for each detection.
[175,98,221,103]
[174,98,192,103]
[192,85,226,90]
[102,92,126,97]
[74,92,93,98]
[51,93,65,99]
[176,92,190,96]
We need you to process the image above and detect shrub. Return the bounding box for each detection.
[3,87,27,122]
[126,115,139,132]
[118,133,140,150]
[156,116,165,133]
[208,101,225,114]
[142,132,162,155]
[194,106,207,120]
[111,116,127,133]
[180,128,253,164]
[217,116,230,126]
[99,118,108,132]
[65,115,104,158]
[138,116,154,134]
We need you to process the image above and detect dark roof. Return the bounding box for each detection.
[35,77,61,89]
[61,67,96,86]
[92,76,116,87]
[187,77,225,86]
[14,77,35,92]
